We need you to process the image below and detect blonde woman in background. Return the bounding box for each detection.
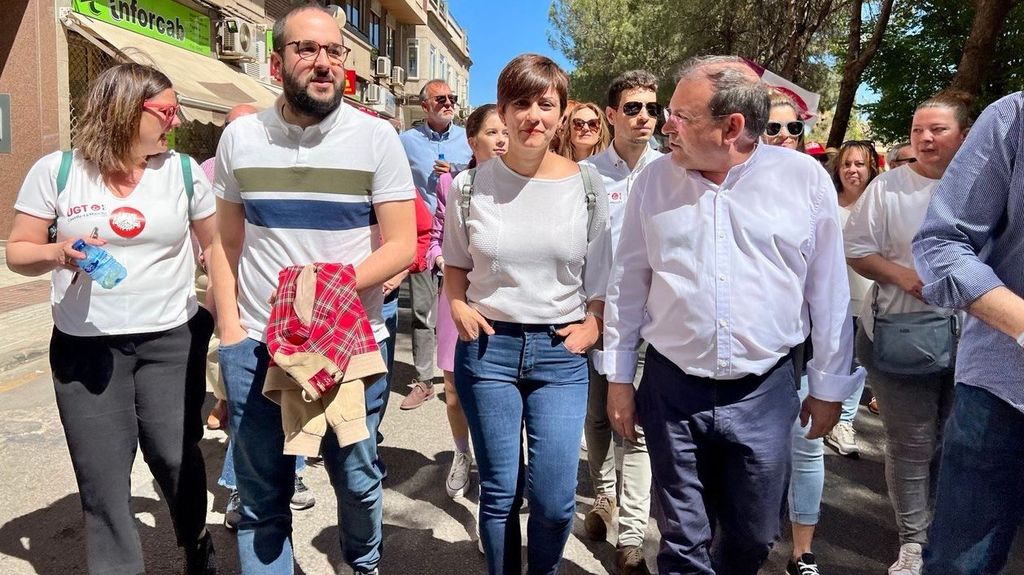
[557,101,611,161]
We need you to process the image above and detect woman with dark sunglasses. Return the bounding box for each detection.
[6,63,217,574]
[763,91,806,151]
[557,101,610,161]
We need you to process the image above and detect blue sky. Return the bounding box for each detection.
[447,0,572,107]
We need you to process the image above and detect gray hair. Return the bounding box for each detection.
[675,55,769,141]
[886,142,911,165]
[272,3,336,53]
[419,79,450,102]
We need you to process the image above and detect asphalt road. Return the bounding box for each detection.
[0,303,1020,574]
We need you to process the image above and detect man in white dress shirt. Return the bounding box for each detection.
[602,55,863,575]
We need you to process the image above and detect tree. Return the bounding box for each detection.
[949,0,1022,96]
[863,0,1024,142]
[825,0,896,148]
[548,0,846,105]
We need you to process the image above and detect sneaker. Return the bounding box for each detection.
[290,476,316,510]
[399,380,436,410]
[184,530,216,575]
[223,490,241,531]
[824,421,860,457]
[615,544,651,575]
[889,543,923,575]
[446,450,473,498]
[584,493,616,541]
[787,552,821,575]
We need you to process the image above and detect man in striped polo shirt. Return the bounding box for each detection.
[207,5,416,574]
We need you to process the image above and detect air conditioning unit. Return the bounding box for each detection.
[217,18,258,62]
[390,66,406,86]
[365,84,383,105]
[374,56,392,78]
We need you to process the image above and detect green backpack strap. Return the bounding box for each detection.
[56,150,73,194]
[458,168,477,245]
[179,153,194,202]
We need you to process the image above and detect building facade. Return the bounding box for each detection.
[0,0,471,236]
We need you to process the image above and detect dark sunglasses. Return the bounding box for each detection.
[572,118,601,131]
[433,94,458,105]
[765,120,804,137]
[621,101,662,117]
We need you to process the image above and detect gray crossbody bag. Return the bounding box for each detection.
[870,283,958,375]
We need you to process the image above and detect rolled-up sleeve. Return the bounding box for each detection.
[805,179,865,402]
[912,96,1020,310]
[600,170,652,384]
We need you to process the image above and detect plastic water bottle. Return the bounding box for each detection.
[438,152,446,161]
[72,239,127,289]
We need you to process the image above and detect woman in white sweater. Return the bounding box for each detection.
[442,53,610,575]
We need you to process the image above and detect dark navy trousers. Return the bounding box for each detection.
[637,346,800,575]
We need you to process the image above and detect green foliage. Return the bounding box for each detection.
[863,0,1024,143]
[549,0,845,107]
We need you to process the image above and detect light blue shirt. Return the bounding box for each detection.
[399,122,472,213]
[913,92,1024,414]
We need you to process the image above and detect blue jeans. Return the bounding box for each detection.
[637,346,800,575]
[220,337,388,574]
[923,384,1024,575]
[218,440,304,490]
[789,375,824,525]
[381,295,399,436]
[454,322,589,575]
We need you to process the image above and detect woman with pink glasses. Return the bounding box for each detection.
[6,63,217,574]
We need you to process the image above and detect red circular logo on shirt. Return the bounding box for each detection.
[109,207,146,238]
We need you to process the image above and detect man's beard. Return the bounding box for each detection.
[283,70,341,120]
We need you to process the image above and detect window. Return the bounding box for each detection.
[439,54,446,84]
[406,38,420,80]
[344,0,362,32]
[429,44,437,80]
[369,12,381,49]
[385,25,395,60]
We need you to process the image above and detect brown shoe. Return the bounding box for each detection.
[615,545,651,575]
[868,397,880,415]
[206,399,228,430]
[399,380,436,410]
[584,492,616,541]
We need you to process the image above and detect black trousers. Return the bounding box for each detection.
[50,309,213,575]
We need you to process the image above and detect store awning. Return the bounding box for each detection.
[61,12,278,126]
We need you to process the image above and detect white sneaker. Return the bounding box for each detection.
[824,421,860,456]
[889,543,923,575]
[446,450,473,498]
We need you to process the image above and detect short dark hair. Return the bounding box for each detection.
[272,2,335,52]
[496,54,569,114]
[606,70,658,109]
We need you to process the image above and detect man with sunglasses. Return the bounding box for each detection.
[398,80,472,410]
[207,5,416,574]
[602,56,863,575]
[579,69,661,575]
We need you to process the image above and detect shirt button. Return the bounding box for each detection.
[719,319,728,327]
[719,233,726,239]
[718,360,728,368]
[719,274,726,282]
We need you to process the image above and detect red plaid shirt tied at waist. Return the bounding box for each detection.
[264,263,386,455]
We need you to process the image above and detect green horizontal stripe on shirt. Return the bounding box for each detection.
[233,166,373,196]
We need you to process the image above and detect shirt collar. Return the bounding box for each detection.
[420,121,455,141]
[269,96,347,138]
[606,142,662,173]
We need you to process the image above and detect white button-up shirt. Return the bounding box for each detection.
[582,144,663,253]
[601,144,864,402]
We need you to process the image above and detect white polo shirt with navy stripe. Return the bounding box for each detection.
[214,101,416,343]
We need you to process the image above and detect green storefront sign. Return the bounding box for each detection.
[72,0,211,56]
